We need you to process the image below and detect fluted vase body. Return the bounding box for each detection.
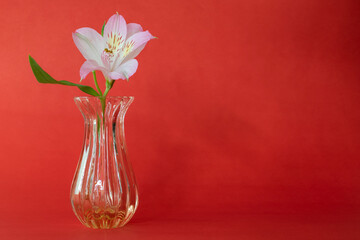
[70,96,138,229]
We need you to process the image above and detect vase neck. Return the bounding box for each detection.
[74,96,133,124]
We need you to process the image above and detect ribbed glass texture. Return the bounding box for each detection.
[70,96,138,229]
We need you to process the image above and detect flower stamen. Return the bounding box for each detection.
[106,32,124,53]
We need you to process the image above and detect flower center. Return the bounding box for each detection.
[106,32,124,53]
[101,32,126,69]
[102,33,136,70]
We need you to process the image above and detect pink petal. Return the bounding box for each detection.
[126,23,143,39]
[80,60,106,80]
[123,30,154,60]
[104,13,127,43]
[72,29,104,63]
[123,43,146,63]
[108,70,125,80]
[76,28,105,50]
[108,59,138,80]
[123,24,145,61]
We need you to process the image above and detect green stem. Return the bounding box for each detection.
[99,79,113,122]
[92,71,102,95]
[103,85,111,97]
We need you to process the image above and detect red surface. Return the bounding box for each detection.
[1,214,360,240]
[1,0,360,239]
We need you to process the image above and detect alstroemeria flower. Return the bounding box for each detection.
[72,13,154,81]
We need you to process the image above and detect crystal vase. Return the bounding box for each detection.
[70,96,138,229]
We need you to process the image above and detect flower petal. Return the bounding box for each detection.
[104,13,127,43]
[108,59,138,80]
[126,30,153,52]
[80,60,107,81]
[76,27,105,51]
[122,31,154,61]
[123,43,146,62]
[126,23,143,39]
[72,28,104,63]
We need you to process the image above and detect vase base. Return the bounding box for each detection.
[73,204,136,229]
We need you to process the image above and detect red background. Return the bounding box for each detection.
[1,0,360,239]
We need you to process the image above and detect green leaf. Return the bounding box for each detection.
[29,55,100,97]
[101,21,106,36]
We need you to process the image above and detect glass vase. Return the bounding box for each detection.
[70,96,138,229]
